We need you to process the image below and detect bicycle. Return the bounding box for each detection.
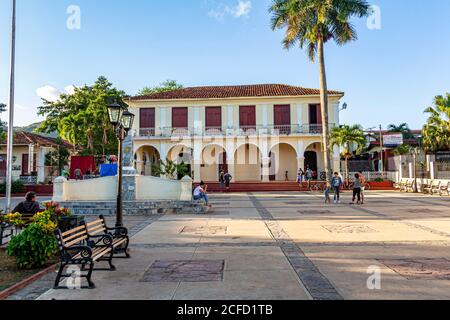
[309,181,324,192]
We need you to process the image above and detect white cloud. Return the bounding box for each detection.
[208,0,252,21]
[36,85,61,102]
[229,0,252,18]
[36,84,76,102]
[64,85,76,95]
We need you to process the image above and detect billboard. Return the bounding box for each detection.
[383,133,404,147]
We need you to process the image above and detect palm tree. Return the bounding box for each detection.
[423,93,450,152]
[270,0,371,181]
[387,123,414,139]
[330,124,366,183]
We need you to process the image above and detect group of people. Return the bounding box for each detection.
[325,171,367,205]
[297,167,315,185]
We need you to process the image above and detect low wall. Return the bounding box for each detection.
[136,176,181,200]
[53,175,192,202]
[60,176,117,201]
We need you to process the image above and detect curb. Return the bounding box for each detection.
[0,264,56,300]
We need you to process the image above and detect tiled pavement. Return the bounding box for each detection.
[8,191,450,300]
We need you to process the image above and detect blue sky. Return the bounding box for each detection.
[0,0,449,128]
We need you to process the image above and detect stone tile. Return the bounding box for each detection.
[380,258,450,280]
[141,260,225,282]
[322,225,378,234]
[173,270,310,300]
[181,226,227,235]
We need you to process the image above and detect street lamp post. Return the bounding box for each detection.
[5,0,17,213]
[107,102,135,228]
[379,125,384,178]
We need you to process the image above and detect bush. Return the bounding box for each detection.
[374,178,385,183]
[6,211,58,269]
[0,180,26,194]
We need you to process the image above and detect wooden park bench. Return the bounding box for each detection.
[54,224,116,289]
[395,178,407,191]
[423,180,441,195]
[440,181,450,196]
[404,179,415,193]
[82,215,130,258]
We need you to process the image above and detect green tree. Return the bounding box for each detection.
[330,124,366,183]
[45,138,70,177]
[138,80,183,96]
[270,0,371,181]
[422,93,450,152]
[151,160,190,180]
[392,144,412,156]
[387,123,414,140]
[0,103,7,141]
[37,76,127,156]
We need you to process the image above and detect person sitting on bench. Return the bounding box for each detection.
[12,192,43,214]
[193,182,212,207]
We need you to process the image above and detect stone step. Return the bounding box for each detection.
[60,200,207,215]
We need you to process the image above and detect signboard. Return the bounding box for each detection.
[383,133,403,147]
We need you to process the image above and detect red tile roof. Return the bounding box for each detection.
[129,84,344,101]
[0,131,73,148]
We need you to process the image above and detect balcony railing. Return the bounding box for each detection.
[137,124,332,138]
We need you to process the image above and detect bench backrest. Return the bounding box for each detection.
[54,225,88,250]
[84,216,108,236]
[432,180,441,187]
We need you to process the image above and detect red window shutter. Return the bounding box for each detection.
[172,107,188,128]
[316,105,323,125]
[140,108,156,128]
[274,105,291,126]
[206,107,222,128]
[239,106,256,127]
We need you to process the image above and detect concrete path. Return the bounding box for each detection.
[13,191,450,300]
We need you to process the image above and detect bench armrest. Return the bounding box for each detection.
[87,234,114,247]
[64,245,93,259]
[106,226,128,236]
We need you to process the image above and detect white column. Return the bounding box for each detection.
[261,104,269,127]
[430,162,435,180]
[261,157,271,182]
[28,144,35,174]
[193,106,202,135]
[37,147,47,183]
[193,140,203,183]
[296,104,304,131]
[297,157,305,172]
[333,102,340,126]
[409,163,413,179]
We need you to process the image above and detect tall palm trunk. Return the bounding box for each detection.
[317,38,333,182]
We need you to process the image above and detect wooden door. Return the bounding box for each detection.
[239,106,256,130]
[205,107,222,128]
[172,107,188,128]
[274,105,291,134]
[22,154,29,175]
[140,108,155,128]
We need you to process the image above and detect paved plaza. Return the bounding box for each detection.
[8,191,450,300]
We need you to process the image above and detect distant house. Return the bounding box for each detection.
[0,131,73,184]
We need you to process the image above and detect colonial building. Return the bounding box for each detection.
[126,84,344,183]
[0,131,72,184]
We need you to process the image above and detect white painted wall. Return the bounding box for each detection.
[136,175,182,200]
[53,176,193,202]
[62,177,118,201]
